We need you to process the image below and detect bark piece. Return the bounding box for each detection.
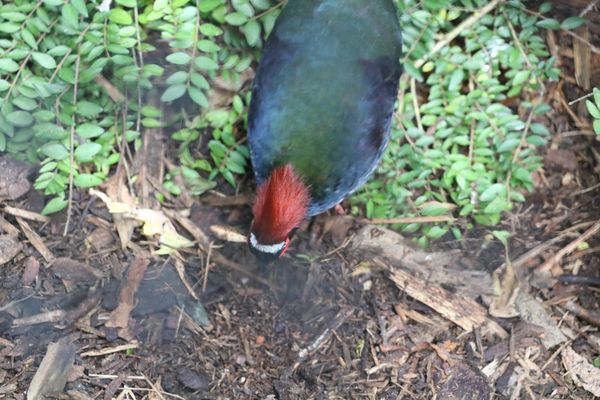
[27,337,76,400]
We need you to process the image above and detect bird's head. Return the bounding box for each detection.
[249,164,310,261]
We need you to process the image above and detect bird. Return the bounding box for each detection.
[247,0,403,261]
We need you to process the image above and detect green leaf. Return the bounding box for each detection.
[12,96,37,111]
[190,73,209,89]
[166,71,189,85]
[21,29,38,50]
[594,119,600,135]
[0,23,20,34]
[62,4,79,28]
[6,111,34,127]
[109,8,133,25]
[425,226,447,239]
[199,0,224,13]
[243,20,261,46]
[166,52,191,65]
[199,23,223,36]
[198,40,220,53]
[116,0,137,7]
[161,84,186,102]
[75,142,102,162]
[561,17,586,30]
[530,122,550,136]
[32,52,56,69]
[41,143,69,160]
[194,56,218,70]
[536,18,560,30]
[0,58,19,72]
[42,197,68,215]
[539,2,552,13]
[498,138,521,152]
[77,101,103,117]
[586,100,600,119]
[513,70,530,86]
[141,118,163,128]
[74,174,103,188]
[480,184,507,202]
[225,12,248,26]
[141,106,162,118]
[448,69,464,92]
[71,0,88,17]
[76,123,104,139]
[188,86,208,107]
[492,230,510,247]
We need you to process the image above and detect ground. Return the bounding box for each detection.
[1,2,600,400]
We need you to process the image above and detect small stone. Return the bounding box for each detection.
[0,235,23,266]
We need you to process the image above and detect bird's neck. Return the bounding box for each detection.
[251,164,310,244]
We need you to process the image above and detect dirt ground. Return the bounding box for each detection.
[2,2,600,400]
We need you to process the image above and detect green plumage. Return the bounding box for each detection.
[248,0,403,215]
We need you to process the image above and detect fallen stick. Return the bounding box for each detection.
[389,268,508,338]
[538,220,600,273]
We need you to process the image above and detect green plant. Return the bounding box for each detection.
[154,0,281,188]
[0,0,281,215]
[586,87,600,135]
[351,0,576,246]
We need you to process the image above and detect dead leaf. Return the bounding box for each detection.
[105,168,137,249]
[105,254,150,340]
[489,262,520,318]
[90,189,193,254]
[562,345,600,397]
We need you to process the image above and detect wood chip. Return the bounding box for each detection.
[51,257,104,283]
[351,225,494,300]
[573,25,591,90]
[4,206,50,223]
[389,268,507,338]
[15,217,54,262]
[22,256,40,286]
[0,215,19,236]
[562,345,600,397]
[515,291,567,349]
[210,224,246,243]
[27,337,76,400]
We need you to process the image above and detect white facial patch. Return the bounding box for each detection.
[249,232,286,254]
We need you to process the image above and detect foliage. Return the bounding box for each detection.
[586,87,600,136]
[351,0,575,246]
[155,0,281,187]
[0,0,280,215]
[0,0,583,242]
